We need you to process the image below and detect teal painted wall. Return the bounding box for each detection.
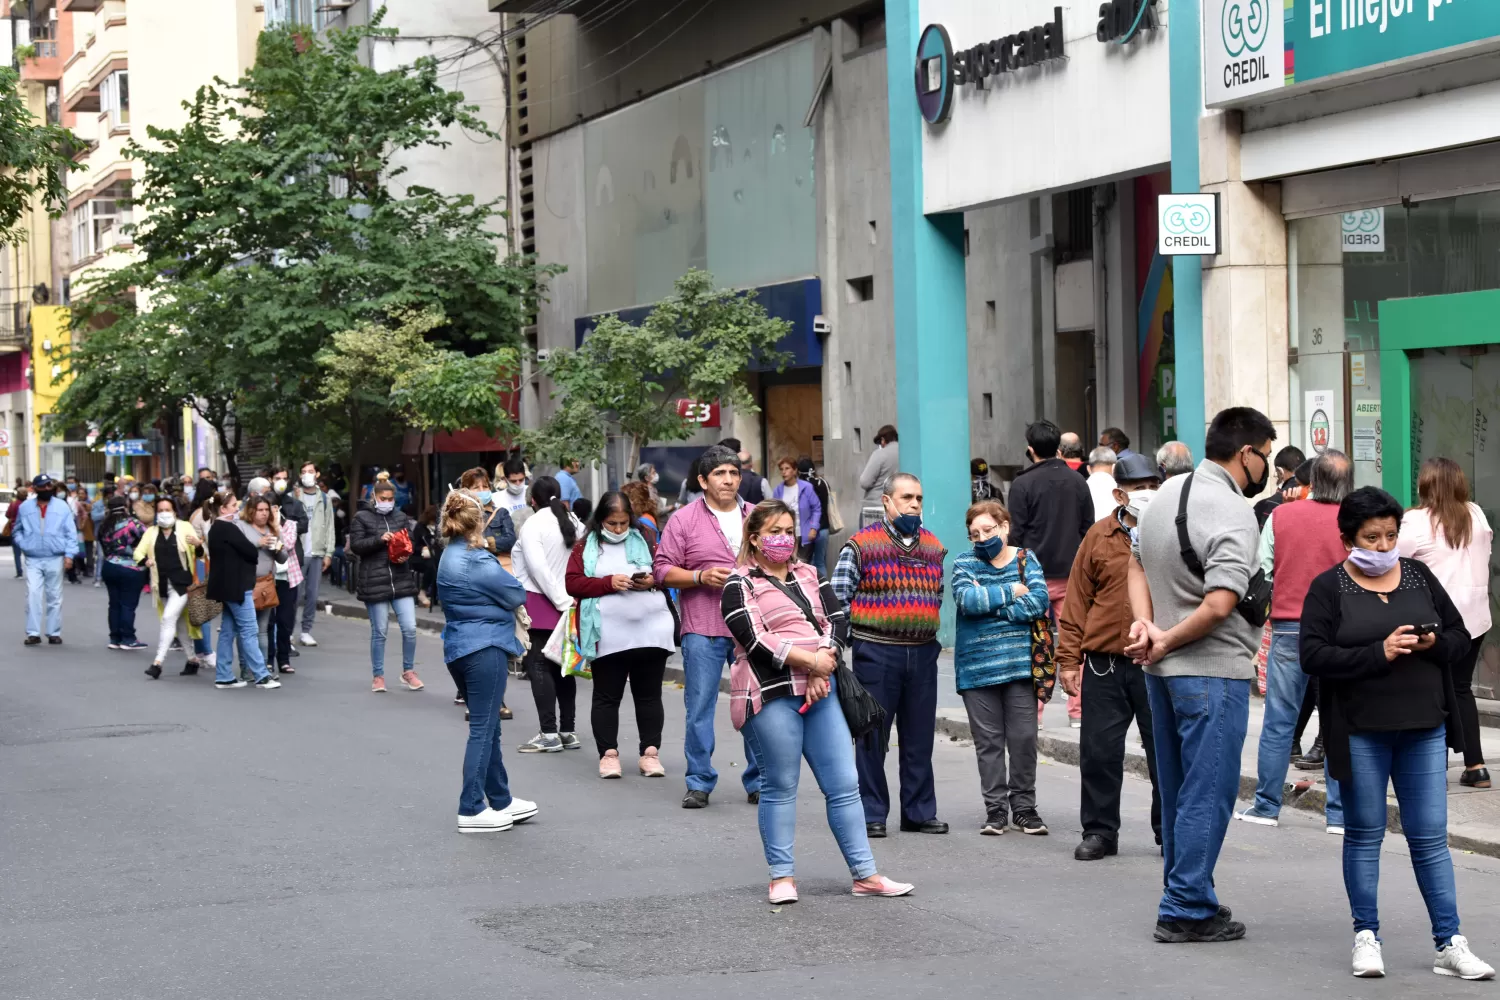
[1170,0,1207,462]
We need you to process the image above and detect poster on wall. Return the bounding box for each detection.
[1305,390,1334,455]
[1342,209,1385,253]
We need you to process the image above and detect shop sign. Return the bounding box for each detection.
[1157,193,1221,256]
[1305,390,1335,455]
[915,9,1066,126]
[1097,0,1160,43]
[101,439,151,456]
[675,399,721,428]
[1205,0,1500,107]
[1342,208,1385,252]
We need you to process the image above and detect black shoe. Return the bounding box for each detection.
[47,635,61,645]
[1290,740,1303,760]
[1461,767,1492,789]
[170,638,184,652]
[899,818,949,834]
[682,790,710,809]
[1074,834,1118,861]
[145,662,162,680]
[1154,912,1247,943]
[1012,809,1049,835]
[866,822,887,838]
[23,635,40,646]
[179,660,199,676]
[1293,735,1325,770]
[747,791,760,805]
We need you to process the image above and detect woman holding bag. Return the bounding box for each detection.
[206,493,280,690]
[565,490,676,779]
[135,496,206,679]
[513,475,583,754]
[236,494,289,679]
[722,499,913,905]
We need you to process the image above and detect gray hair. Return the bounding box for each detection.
[882,471,921,497]
[1310,449,1354,503]
[1156,441,1194,477]
[1059,432,1084,459]
[1088,446,1117,467]
[696,445,740,481]
[246,476,271,496]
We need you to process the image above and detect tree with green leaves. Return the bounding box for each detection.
[53,13,555,487]
[0,66,75,246]
[525,269,792,471]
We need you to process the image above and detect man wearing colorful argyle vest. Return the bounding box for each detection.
[830,472,949,837]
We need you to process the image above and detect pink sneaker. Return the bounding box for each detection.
[852,875,914,897]
[371,676,387,694]
[639,746,665,777]
[400,670,424,691]
[599,749,622,779]
[768,879,798,905]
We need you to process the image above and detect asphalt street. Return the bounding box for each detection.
[7,578,1500,999]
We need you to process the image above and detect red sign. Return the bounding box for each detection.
[675,399,721,428]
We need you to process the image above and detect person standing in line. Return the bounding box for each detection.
[856,425,898,529]
[497,456,531,530]
[554,459,584,506]
[1155,441,1195,481]
[832,472,948,838]
[952,500,1051,836]
[653,445,762,808]
[1400,457,1494,789]
[798,457,834,577]
[235,492,291,679]
[566,490,676,779]
[618,480,660,544]
[262,496,303,675]
[389,463,414,511]
[295,461,335,647]
[1058,453,1164,861]
[5,484,26,579]
[1008,420,1094,728]
[97,494,147,651]
[1254,446,1306,529]
[1100,427,1136,460]
[90,482,110,587]
[74,484,95,581]
[349,479,424,694]
[135,495,205,678]
[1301,487,1494,980]
[773,456,821,563]
[1059,433,1087,476]
[205,493,281,690]
[15,475,77,646]
[1085,447,1118,523]
[723,499,915,903]
[1126,406,1276,944]
[457,467,517,557]
[970,458,1000,501]
[1237,450,1352,833]
[62,483,86,584]
[513,475,584,754]
[411,505,441,608]
[437,490,539,834]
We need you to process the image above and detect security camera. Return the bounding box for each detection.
[812,315,831,337]
[535,348,552,362]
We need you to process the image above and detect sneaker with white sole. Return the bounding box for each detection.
[1435,936,1496,980]
[1352,931,1384,978]
[495,797,538,823]
[254,676,282,689]
[457,807,514,834]
[558,732,581,750]
[1327,825,1345,836]
[215,679,248,689]
[400,669,424,691]
[299,633,318,647]
[1235,807,1279,827]
[518,733,563,753]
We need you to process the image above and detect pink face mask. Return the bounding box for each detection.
[758,533,797,564]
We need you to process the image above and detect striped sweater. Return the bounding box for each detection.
[950,548,1051,691]
[844,522,946,644]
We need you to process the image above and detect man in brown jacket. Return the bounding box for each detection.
[1058,452,1163,861]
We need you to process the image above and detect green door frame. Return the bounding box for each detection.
[1379,288,1500,504]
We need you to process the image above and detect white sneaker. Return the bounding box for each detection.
[1435,936,1496,980]
[457,807,515,834]
[1327,825,1345,836]
[299,633,318,647]
[205,652,217,669]
[496,797,538,823]
[1235,808,1279,827]
[1352,931,1385,977]
[254,676,282,690]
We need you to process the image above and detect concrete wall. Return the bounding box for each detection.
[531,127,587,426]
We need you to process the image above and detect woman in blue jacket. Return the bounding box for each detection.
[437,490,539,834]
[951,499,1051,837]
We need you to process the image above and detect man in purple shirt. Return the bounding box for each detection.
[654,445,761,808]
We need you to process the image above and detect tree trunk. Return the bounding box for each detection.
[347,404,362,512]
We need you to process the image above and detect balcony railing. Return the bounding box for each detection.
[0,301,31,349]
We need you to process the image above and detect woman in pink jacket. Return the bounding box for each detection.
[721,499,913,905]
[1400,458,1495,788]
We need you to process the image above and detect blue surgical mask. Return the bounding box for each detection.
[142,493,156,503]
[890,513,921,537]
[1348,545,1399,577]
[476,490,493,505]
[973,536,1004,562]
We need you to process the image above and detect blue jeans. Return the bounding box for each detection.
[1147,673,1251,922]
[1251,623,1343,825]
[367,596,417,677]
[681,633,760,794]
[1343,725,1459,947]
[13,544,23,577]
[192,559,213,656]
[852,639,940,824]
[454,645,513,817]
[25,554,64,638]
[215,590,270,683]
[741,677,877,880]
[810,528,830,578]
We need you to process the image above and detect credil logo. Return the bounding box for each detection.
[1342,210,1381,235]
[1163,203,1213,236]
[1222,0,1270,57]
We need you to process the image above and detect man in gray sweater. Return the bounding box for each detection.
[857,425,899,528]
[1126,406,1276,945]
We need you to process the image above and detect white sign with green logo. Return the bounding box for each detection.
[1205,0,1500,107]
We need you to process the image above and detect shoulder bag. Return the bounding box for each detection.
[1176,474,1273,628]
[1015,549,1057,704]
[187,554,222,627]
[253,573,279,611]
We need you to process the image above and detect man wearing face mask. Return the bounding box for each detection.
[1057,453,1164,861]
[499,457,531,530]
[832,472,949,837]
[296,461,336,647]
[1125,407,1276,944]
[13,474,78,645]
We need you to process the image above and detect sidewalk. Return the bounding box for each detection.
[324,597,1500,857]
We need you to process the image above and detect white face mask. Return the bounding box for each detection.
[273,479,288,493]
[156,511,176,529]
[1125,488,1157,520]
[506,482,526,496]
[602,528,629,544]
[301,473,317,489]
[375,500,395,515]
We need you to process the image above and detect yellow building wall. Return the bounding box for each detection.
[30,306,72,459]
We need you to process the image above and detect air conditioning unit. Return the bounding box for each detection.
[319,0,356,8]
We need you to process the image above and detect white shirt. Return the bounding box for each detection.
[1399,504,1494,638]
[513,507,585,612]
[593,541,676,658]
[712,503,744,557]
[1087,470,1117,523]
[499,485,529,518]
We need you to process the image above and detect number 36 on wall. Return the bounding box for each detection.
[675,399,721,428]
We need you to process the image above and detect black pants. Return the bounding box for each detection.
[591,647,668,756]
[1293,676,1319,746]
[1079,652,1162,845]
[266,580,298,668]
[1454,636,1487,768]
[525,626,575,733]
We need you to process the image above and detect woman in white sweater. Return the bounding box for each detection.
[513,475,586,754]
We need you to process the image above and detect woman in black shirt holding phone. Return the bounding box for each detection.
[1301,487,1492,981]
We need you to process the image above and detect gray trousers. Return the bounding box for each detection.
[960,678,1039,823]
[300,550,323,633]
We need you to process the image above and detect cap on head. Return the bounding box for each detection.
[1113,453,1162,485]
[970,458,989,477]
[31,474,52,489]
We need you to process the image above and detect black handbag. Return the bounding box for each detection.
[1176,474,1273,628]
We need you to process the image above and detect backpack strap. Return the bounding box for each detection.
[1175,473,1207,578]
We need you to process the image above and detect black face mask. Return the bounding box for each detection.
[1241,450,1270,498]
[35,489,53,502]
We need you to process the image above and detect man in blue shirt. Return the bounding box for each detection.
[13,474,78,644]
[555,459,584,505]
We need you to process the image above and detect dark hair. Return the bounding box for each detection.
[1274,445,1306,473]
[1292,459,1314,487]
[718,437,743,452]
[502,456,527,479]
[572,497,593,522]
[697,445,741,483]
[419,504,438,526]
[875,424,897,445]
[619,481,654,520]
[154,496,176,514]
[100,494,132,539]
[738,499,797,566]
[1337,486,1404,544]
[588,490,637,539]
[1203,406,1276,462]
[1026,420,1062,459]
[528,475,577,548]
[189,480,219,517]
[796,456,813,475]
[970,457,989,477]
[1100,427,1130,453]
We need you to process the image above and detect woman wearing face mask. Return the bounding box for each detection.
[951,500,1052,836]
[459,468,517,558]
[134,496,206,678]
[722,499,913,904]
[206,493,280,689]
[565,491,676,779]
[237,493,291,679]
[100,495,150,651]
[512,475,583,753]
[1301,487,1491,980]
